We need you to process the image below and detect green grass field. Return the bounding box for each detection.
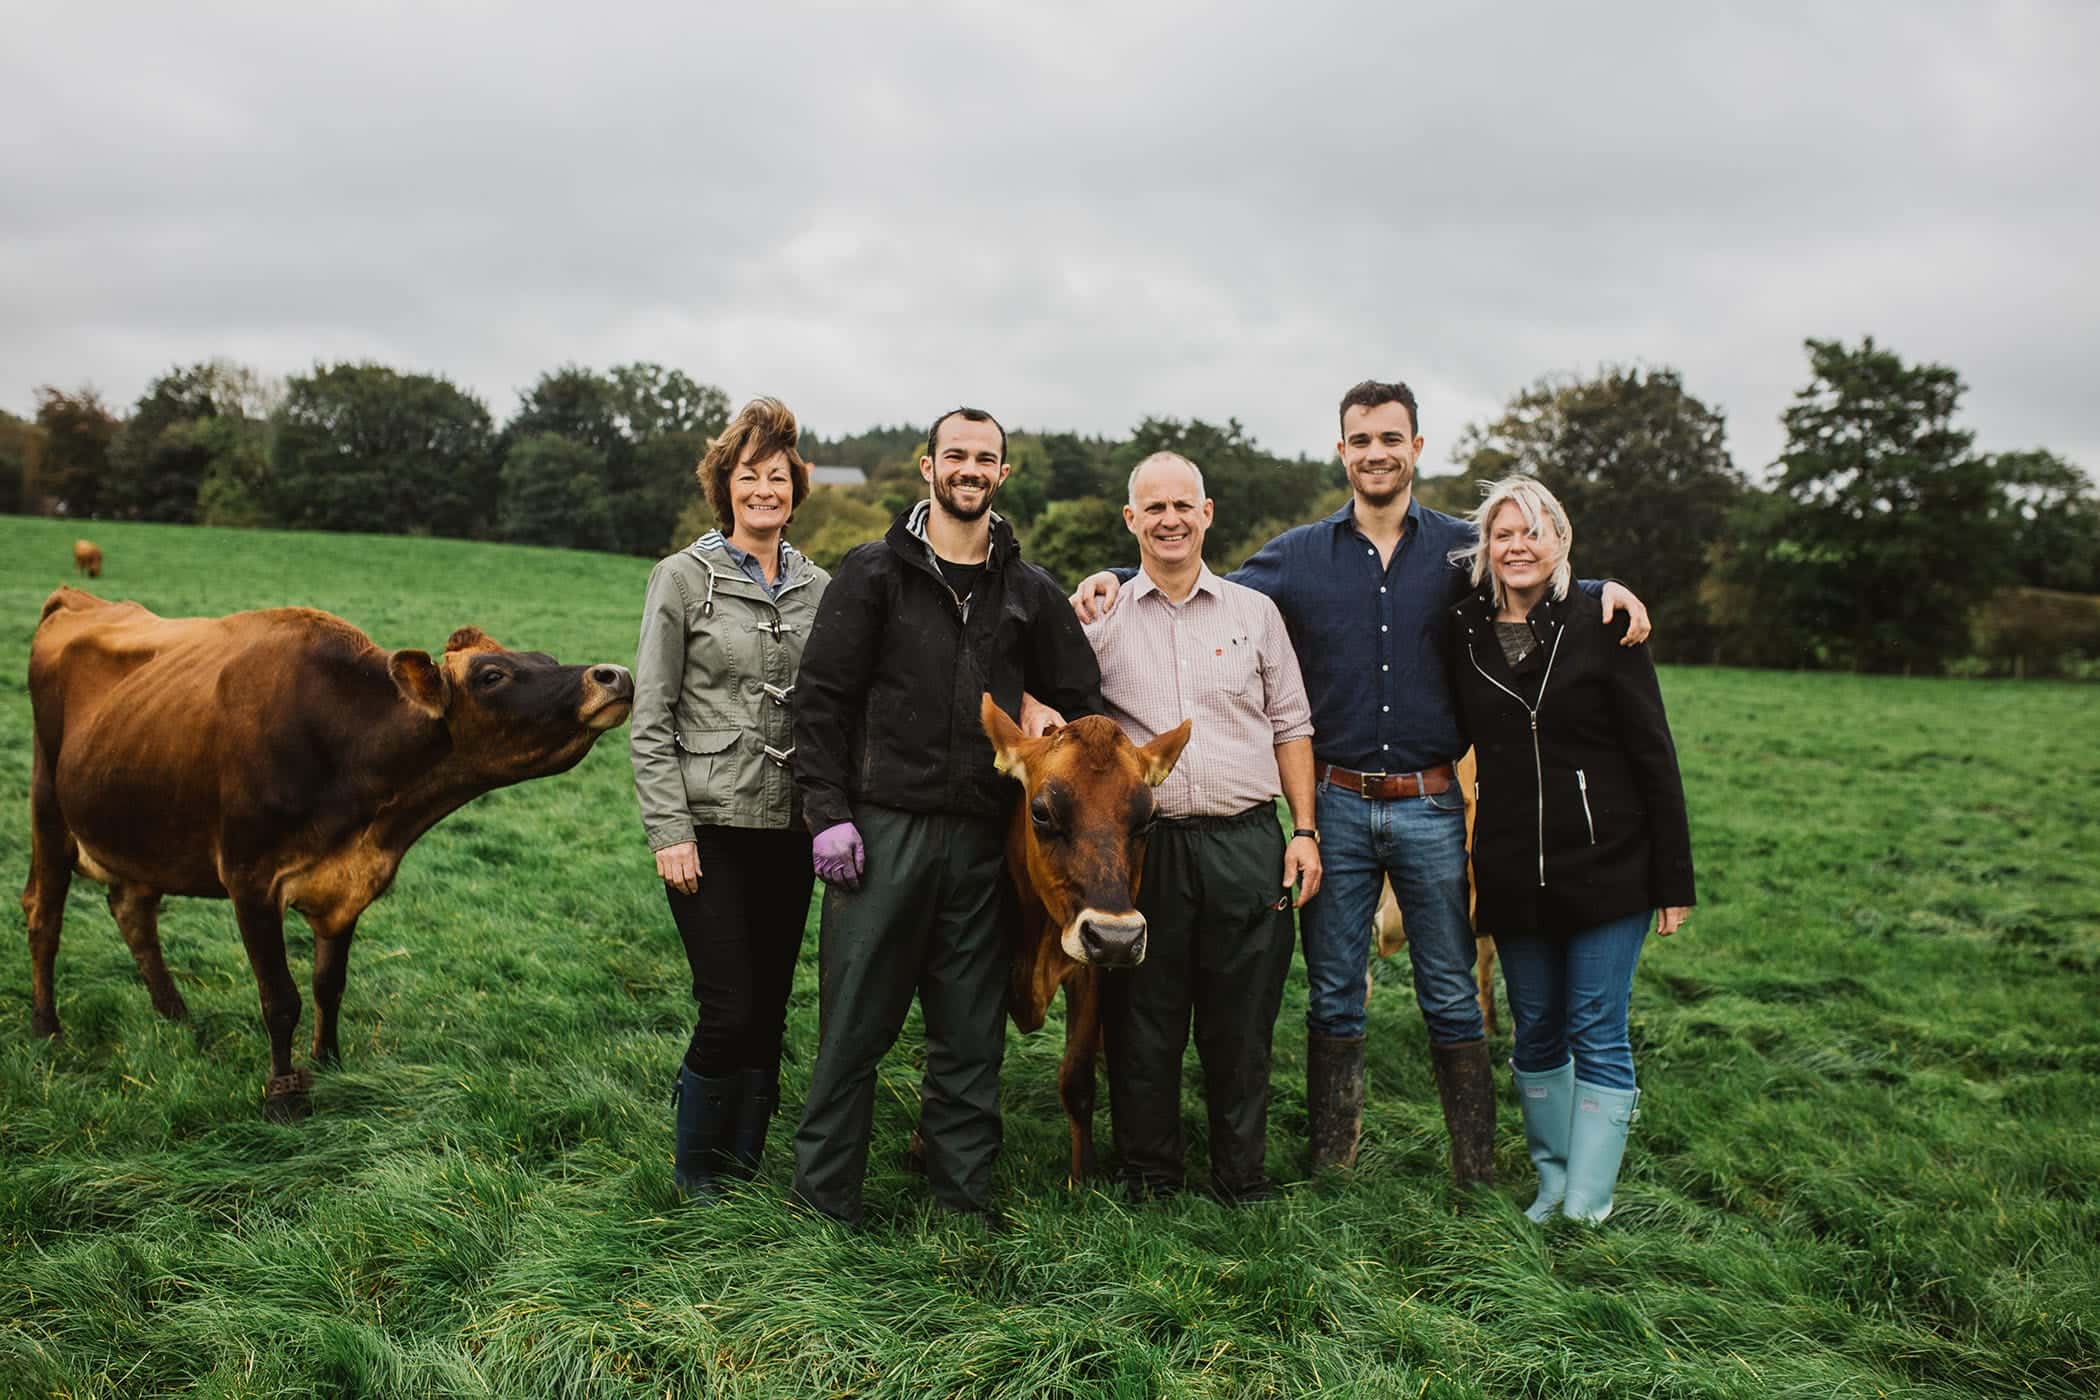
[2,515,2095,1399]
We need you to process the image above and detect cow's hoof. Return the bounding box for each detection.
[151,993,191,1022]
[31,1008,62,1040]
[262,1070,315,1122]
[902,1130,927,1176]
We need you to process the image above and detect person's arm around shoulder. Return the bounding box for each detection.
[1600,613,1695,933]
[1026,564,1106,721]
[1572,577,1652,646]
[632,558,701,893]
[1256,592,1320,905]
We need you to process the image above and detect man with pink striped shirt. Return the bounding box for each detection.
[1081,450,1323,1203]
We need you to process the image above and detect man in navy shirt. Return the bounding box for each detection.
[1071,380,1648,1196]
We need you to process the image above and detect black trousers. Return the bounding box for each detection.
[663,825,815,1080]
[1101,805,1293,1198]
[791,805,1011,1226]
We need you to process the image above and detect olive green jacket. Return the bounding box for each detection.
[630,533,830,850]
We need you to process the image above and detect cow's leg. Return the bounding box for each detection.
[309,917,358,1069]
[233,896,310,1120]
[1477,935,1499,1037]
[1058,971,1103,1184]
[22,745,78,1039]
[108,882,187,1022]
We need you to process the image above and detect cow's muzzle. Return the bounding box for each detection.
[1065,911,1147,968]
[582,665,635,730]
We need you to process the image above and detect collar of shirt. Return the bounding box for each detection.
[1125,562,1220,607]
[716,536,788,595]
[1322,494,1423,542]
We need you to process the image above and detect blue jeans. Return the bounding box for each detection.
[1300,777,1481,1044]
[1497,911,1649,1091]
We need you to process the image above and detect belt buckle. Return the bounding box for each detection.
[1357,769,1387,799]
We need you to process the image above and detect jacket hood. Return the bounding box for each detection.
[887,501,1020,569]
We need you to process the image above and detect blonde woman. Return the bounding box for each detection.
[1447,475,1694,1222]
[630,398,829,1199]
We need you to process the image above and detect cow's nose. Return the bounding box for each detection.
[590,665,634,698]
[1079,915,1147,968]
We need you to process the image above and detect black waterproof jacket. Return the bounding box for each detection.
[794,506,1105,832]
[1448,584,1696,937]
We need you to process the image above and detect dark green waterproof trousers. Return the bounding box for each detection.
[1101,805,1294,1199]
[791,805,1011,1226]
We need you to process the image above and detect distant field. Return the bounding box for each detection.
[2,515,2095,1399]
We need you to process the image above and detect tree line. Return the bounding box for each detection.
[4,339,2096,677]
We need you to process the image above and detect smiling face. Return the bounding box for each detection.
[922,416,1011,523]
[729,449,795,539]
[1486,499,1560,606]
[1124,455,1213,573]
[1338,400,1422,508]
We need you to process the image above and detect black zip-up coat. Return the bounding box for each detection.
[794,508,1105,832]
[1448,585,1696,938]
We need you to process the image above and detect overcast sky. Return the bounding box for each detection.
[5,1,2095,481]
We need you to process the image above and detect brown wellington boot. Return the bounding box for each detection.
[1430,1039,1498,1192]
[1307,1033,1367,1171]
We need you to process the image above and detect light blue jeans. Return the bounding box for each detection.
[1497,911,1650,1091]
[1300,778,1482,1045]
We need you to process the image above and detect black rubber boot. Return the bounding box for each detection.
[1306,1033,1367,1171]
[672,1066,740,1201]
[730,1066,777,1180]
[1430,1039,1498,1192]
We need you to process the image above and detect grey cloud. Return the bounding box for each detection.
[5,1,2095,476]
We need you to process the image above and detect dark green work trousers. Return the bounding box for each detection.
[1101,805,1294,1200]
[791,804,1011,1226]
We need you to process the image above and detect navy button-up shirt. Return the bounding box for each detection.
[1232,498,1473,772]
[1115,497,1604,773]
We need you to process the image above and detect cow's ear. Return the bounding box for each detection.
[389,649,450,718]
[980,693,1037,783]
[444,627,503,655]
[1136,718,1192,787]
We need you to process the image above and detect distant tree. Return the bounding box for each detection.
[107,360,280,523]
[271,363,497,537]
[1040,431,1104,500]
[1026,496,1129,590]
[498,433,617,550]
[1713,337,2010,673]
[1986,449,2100,595]
[31,386,120,518]
[777,486,892,571]
[0,408,41,514]
[502,363,728,556]
[1453,368,1742,660]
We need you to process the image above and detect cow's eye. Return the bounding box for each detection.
[476,669,508,688]
[1028,796,1057,832]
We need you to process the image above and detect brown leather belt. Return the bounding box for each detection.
[1316,761,1456,799]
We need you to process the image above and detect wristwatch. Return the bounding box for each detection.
[1292,828,1320,844]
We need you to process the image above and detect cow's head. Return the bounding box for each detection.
[388,627,634,779]
[982,695,1191,968]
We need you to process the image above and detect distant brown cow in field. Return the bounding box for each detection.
[1370,750,1497,1032]
[72,540,102,578]
[23,587,634,1119]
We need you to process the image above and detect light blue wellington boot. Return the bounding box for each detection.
[1510,1059,1575,1222]
[1562,1080,1640,1223]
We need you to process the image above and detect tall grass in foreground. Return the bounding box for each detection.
[1,516,2095,1398]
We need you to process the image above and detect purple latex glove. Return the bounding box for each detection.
[812,820,865,890]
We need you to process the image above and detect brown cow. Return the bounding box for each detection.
[973,695,1190,1183]
[73,540,102,578]
[1369,749,1497,1031]
[22,587,634,1119]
